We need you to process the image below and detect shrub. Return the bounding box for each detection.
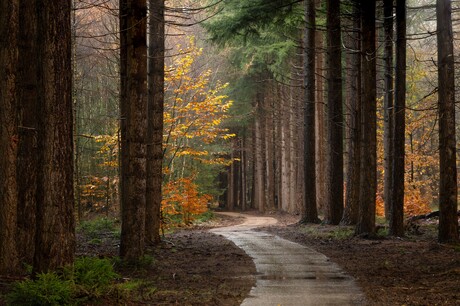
[72,257,119,297]
[7,272,72,306]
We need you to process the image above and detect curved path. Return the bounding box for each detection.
[211,212,365,306]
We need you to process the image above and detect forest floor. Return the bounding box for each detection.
[1,212,459,305]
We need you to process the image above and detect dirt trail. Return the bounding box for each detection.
[211,212,365,306]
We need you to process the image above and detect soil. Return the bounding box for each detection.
[1,212,459,305]
[77,213,256,305]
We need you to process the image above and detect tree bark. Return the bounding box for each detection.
[146,0,165,245]
[390,0,406,237]
[33,0,75,273]
[17,0,39,265]
[315,19,326,215]
[120,0,148,260]
[436,0,459,243]
[356,0,377,235]
[383,0,394,221]
[0,0,19,274]
[254,92,265,212]
[342,0,361,225]
[325,0,344,224]
[302,0,319,223]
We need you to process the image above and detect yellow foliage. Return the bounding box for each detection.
[163,36,234,166]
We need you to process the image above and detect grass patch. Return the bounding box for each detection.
[77,218,118,239]
[194,210,215,224]
[300,225,355,240]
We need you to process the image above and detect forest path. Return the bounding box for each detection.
[211,212,365,306]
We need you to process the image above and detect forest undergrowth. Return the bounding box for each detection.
[1,212,459,305]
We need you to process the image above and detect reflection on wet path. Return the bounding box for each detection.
[211,213,365,306]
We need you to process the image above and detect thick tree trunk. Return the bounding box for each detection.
[342,0,361,225]
[0,0,19,274]
[390,0,406,237]
[383,0,394,221]
[356,0,377,235]
[33,0,75,273]
[436,0,459,243]
[325,0,344,224]
[146,0,165,245]
[17,0,39,265]
[120,0,148,261]
[302,0,319,223]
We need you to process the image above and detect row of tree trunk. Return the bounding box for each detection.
[222,0,459,243]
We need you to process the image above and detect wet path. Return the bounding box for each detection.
[211,213,365,306]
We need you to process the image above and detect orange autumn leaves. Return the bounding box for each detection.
[162,177,211,226]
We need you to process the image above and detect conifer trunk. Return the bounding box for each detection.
[342,0,361,225]
[146,0,165,245]
[356,0,377,235]
[0,0,19,274]
[390,0,406,237]
[17,0,39,265]
[302,0,318,223]
[436,0,459,243]
[383,0,394,221]
[325,0,344,224]
[33,0,75,273]
[119,0,148,260]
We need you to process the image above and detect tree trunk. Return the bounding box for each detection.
[119,0,148,261]
[254,93,265,212]
[240,136,247,211]
[356,0,377,236]
[17,0,39,265]
[315,21,326,215]
[342,0,361,225]
[302,0,319,223]
[227,149,235,210]
[265,90,275,211]
[436,0,459,243]
[390,0,406,237]
[383,0,394,221]
[325,0,344,224]
[0,0,19,274]
[288,86,297,213]
[146,0,164,245]
[33,0,75,273]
